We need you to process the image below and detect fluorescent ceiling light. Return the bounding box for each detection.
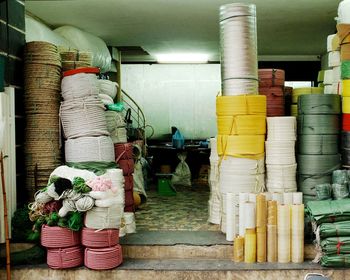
[156,53,209,63]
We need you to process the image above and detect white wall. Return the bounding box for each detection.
[121,64,220,140]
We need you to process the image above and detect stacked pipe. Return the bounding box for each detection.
[24,42,62,198]
[258,69,285,116]
[114,143,134,212]
[291,87,323,117]
[266,117,297,194]
[208,137,221,225]
[297,94,341,202]
[58,48,93,71]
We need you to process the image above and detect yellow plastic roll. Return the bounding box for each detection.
[291,204,304,264]
[216,95,267,116]
[256,194,267,228]
[217,115,266,135]
[343,80,350,97]
[267,224,277,262]
[291,104,298,117]
[217,135,265,159]
[244,228,257,263]
[277,204,291,263]
[343,97,350,113]
[257,227,266,263]
[233,236,244,262]
[267,200,277,226]
[292,87,323,103]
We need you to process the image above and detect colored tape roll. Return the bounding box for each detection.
[343,97,350,113]
[297,115,339,135]
[292,87,323,103]
[337,24,350,45]
[258,69,285,87]
[216,95,266,116]
[259,86,285,117]
[217,115,266,135]
[341,61,350,80]
[217,134,265,159]
[298,135,339,155]
[298,94,341,115]
[341,44,350,61]
[343,80,350,97]
[343,115,350,131]
[291,104,298,116]
[297,154,341,175]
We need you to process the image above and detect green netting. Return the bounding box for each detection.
[306,199,350,224]
[320,254,350,267]
[319,221,350,239]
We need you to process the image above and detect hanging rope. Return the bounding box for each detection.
[298,135,339,155]
[297,115,339,135]
[61,73,99,100]
[298,94,341,115]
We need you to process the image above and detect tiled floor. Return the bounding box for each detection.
[135,185,220,231]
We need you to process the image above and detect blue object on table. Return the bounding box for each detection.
[199,140,209,148]
[172,130,185,149]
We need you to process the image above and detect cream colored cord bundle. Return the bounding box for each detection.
[60,96,109,139]
[97,79,118,100]
[105,111,127,144]
[266,117,296,141]
[85,205,123,230]
[220,156,265,175]
[61,73,99,100]
[266,164,297,193]
[65,136,115,162]
[265,141,296,165]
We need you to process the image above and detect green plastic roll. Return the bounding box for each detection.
[298,174,332,196]
[321,254,350,268]
[297,154,341,175]
[297,115,339,135]
[298,94,341,115]
[318,70,325,82]
[291,104,298,116]
[298,135,339,155]
[332,170,349,184]
[316,183,332,200]
[319,221,350,239]
[332,183,349,200]
[321,236,350,255]
[341,61,350,80]
[306,199,350,224]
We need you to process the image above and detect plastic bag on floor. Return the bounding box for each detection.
[171,152,191,187]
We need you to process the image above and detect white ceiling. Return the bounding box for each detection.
[26,0,341,62]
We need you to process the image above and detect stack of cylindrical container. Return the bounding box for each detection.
[258,69,285,116]
[218,3,266,242]
[265,117,297,194]
[291,87,323,117]
[324,33,342,95]
[297,94,341,202]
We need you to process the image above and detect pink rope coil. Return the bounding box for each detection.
[43,200,62,215]
[124,175,133,191]
[47,246,84,269]
[41,225,81,248]
[81,227,119,248]
[118,159,134,175]
[114,143,133,160]
[84,245,123,270]
[124,189,134,207]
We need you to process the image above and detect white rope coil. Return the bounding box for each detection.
[75,196,95,212]
[60,96,109,139]
[265,141,296,165]
[220,172,265,194]
[220,156,265,175]
[97,79,117,100]
[266,164,297,193]
[99,94,114,105]
[85,205,123,230]
[105,111,127,143]
[65,136,115,162]
[101,169,125,192]
[267,117,296,141]
[61,73,99,100]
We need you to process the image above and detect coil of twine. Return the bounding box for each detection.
[61,73,99,100]
[298,135,339,155]
[65,136,115,162]
[297,115,339,135]
[105,111,126,138]
[99,93,114,105]
[47,246,84,269]
[60,96,109,139]
[81,227,119,248]
[298,94,341,115]
[258,69,285,87]
[266,164,297,193]
[216,95,266,116]
[41,225,80,248]
[217,115,266,135]
[84,245,123,270]
[297,154,341,175]
[220,172,265,194]
[98,79,118,100]
[265,141,296,165]
[267,117,296,141]
[85,205,123,229]
[259,86,285,117]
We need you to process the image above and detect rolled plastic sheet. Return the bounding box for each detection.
[256,194,267,263]
[332,183,349,200]
[291,204,304,263]
[244,202,256,229]
[266,164,297,193]
[292,87,323,103]
[332,170,349,184]
[267,224,277,262]
[226,193,237,241]
[244,228,257,263]
[329,51,341,67]
[271,192,283,204]
[267,200,277,225]
[283,192,294,205]
[320,254,350,268]
[277,204,291,263]
[297,154,341,175]
[258,86,284,117]
[323,69,333,85]
[239,193,249,236]
[298,94,340,115]
[217,115,266,135]
[343,97,350,113]
[266,116,296,141]
[257,227,266,263]
[258,69,285,87]
[318,221,350,239]
[341,44,350,61]
[306,199,350,225]
[343,80,350,96]
[341,61,350,80]
[298,135,339,155]
[217,135,265,159]
[291,104,298,117]
[216,95,266,116]
[293,192,303,205]
[233,236,245,262]
[265,141,296,165]
[316,184,332,200]
[341,131,350,148]
[297,115,340,135]
[298,174,332,197]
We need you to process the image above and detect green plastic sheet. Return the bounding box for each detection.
[306,199,350,225]
[66,161,118,175]
[316,183,332,200]
[332,170,349,184]
[319,221,350,239]
[320,236,350,254]
[341,61,350,80]
[320,254,350,267]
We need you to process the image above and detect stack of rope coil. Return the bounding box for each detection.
[114,143,134,212]
[297,94,341,202]
[219,3,258,95]
[266,117,297,193]
[41,225,83,269]
[291,87,323,117]
[208,138,221,225]
[59,48,92,71]
[24,41,62,198]
[84,245,123,270]
[258,69,285,116]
